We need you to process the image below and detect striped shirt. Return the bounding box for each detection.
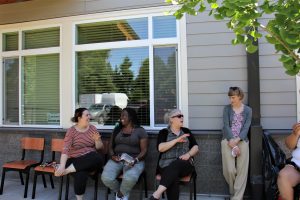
[62,125,98,158]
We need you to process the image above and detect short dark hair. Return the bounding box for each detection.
[71,107,88,123]
[228,87,244,100]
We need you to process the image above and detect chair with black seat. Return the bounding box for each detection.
[0,137,45,198]
[155,169,197,200]
[65,139,110,200]
[31,138,64,199]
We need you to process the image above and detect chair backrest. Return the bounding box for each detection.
[21,137,45,151]
[51,138,64,152]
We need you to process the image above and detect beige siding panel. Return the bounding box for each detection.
[261,117,296,129]
[188,81,247,94]
[188,56,247,70]
[189,94,228,106]
[261,105,296,117]
[189,105,224,117]
[189,117,223,129]
[187,32,234,46]
[260,79,296,92]
[259,43,277,55]
[187,45,246,58]
[188,68,247,82]
[261,92,297,105]
[0,0,165,24]
[260,67,294,80]
[260,55,283,68]
[186,11,217,23]
[187,21,231,34]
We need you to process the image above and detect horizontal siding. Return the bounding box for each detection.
[259,35,297,129]
[0,0,165,24]
[186,14,248,129]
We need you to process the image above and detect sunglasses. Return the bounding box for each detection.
[171,114,184,118]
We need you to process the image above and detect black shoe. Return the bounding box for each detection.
[149,195,159,200]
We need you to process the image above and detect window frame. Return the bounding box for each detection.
[0,24,62,128]
[0,6,188,129]
[73,11,187,130]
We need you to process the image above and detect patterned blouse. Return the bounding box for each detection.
[231,112,244,138]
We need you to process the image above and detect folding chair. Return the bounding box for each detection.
[0,137,45,198]
[155,169,197,200]
[31,138,64,199]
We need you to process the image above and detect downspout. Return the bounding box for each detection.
[247,31,264,200]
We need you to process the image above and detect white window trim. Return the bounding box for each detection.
[297,75,300,122]
[0,6,188,130]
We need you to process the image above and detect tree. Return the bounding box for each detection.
[166,0,300,75]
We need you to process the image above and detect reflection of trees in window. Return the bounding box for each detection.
[77,50,116,95]
[112,56,134,96]
[154,48,177,124]
[4,58,19,124]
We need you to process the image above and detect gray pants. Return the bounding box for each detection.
[101,159,145,196]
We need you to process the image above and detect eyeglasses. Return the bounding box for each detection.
[171,114,184,118]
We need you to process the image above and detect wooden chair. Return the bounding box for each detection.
[64,140,110,200]
[0,137,45,198]
[155,169,197,200]
[31,138,64,199]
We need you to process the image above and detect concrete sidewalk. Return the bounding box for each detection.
[0,178,226,200]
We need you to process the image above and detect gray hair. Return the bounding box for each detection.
[166,109,182,124]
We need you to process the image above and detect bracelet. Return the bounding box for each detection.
[232,146,238,150]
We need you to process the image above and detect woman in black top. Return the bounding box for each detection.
[149,109,199,200]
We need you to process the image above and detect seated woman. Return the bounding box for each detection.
[55,107,104,200]
[101,107,148,200]
[277,122,300,200]
[149,109,199,200]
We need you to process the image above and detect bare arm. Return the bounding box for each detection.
[179,145,199,160]
[136,138,148,161]
[158,133,190,152]
[285,123,300,149]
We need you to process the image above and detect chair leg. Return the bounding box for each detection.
[32,172,38,199]
[19,171,24,185]
[0,169,6,194]
[193,176,197,200]
[42,174,47,188]
[94,176,98,200]
[24,171,30,198]
[58,176,63,200]
[65,175,69,200]
[49,174,54,189]
[143,172,148,198]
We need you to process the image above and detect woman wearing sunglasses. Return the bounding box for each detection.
[221,87,252,200]
[149,109,199,200]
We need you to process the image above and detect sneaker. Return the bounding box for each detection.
[116,193,129,200]
[149,195,159,200]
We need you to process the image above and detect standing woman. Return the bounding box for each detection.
[149,109,199,200]
[55,107,104,200]
[221,87,252,200]
[101,107,148,200]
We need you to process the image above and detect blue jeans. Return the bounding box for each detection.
[101,159,145,196]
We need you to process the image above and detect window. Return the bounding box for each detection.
[2,27,60,126]
[75,15,178,127]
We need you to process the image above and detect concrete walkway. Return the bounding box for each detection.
[0,178,225,200]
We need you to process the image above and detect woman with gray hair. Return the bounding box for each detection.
[149,109,199,200]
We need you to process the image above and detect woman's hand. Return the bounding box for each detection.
[111,155,120,162]
[228,139,238,148]
[91,131,101,141]
[179,152,191,160]
[177,133,190,143]
[293,123,300,136]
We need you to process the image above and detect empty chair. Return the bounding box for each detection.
[0,137,45,198]
[31,138,64,199]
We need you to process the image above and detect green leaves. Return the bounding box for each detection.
[165,0,300,75]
